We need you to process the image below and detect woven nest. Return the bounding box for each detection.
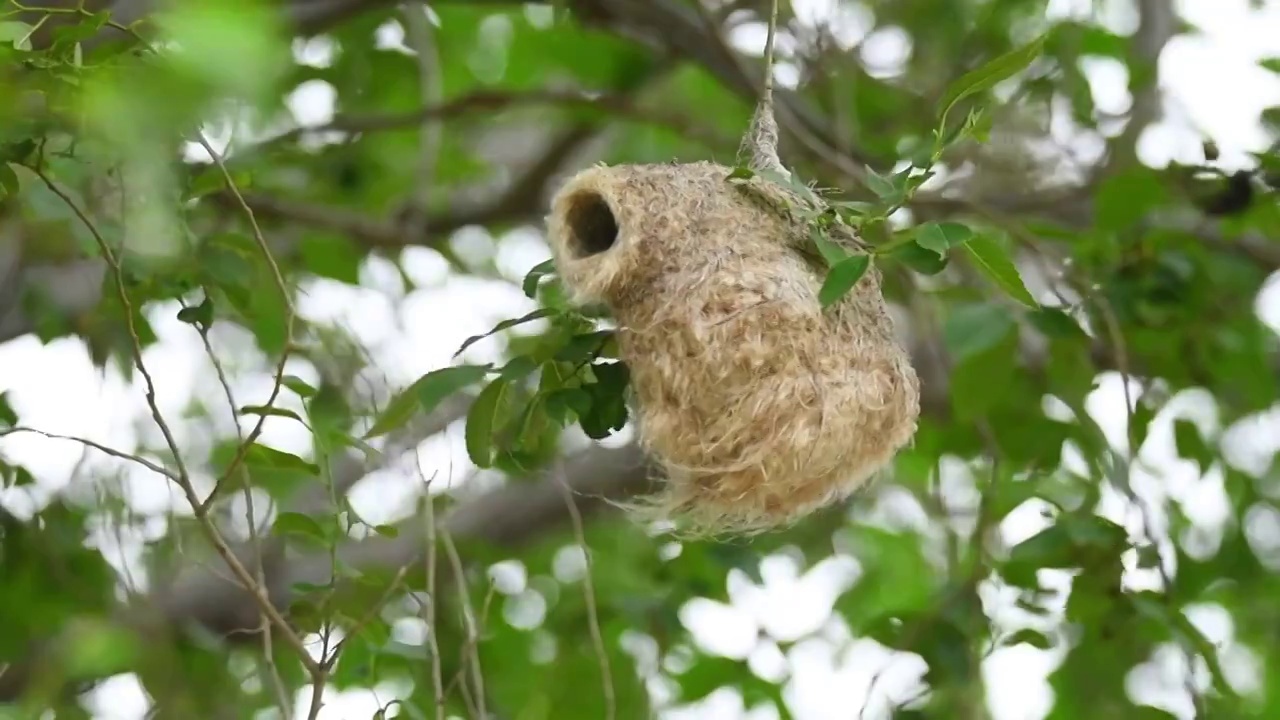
[545,161,920,536]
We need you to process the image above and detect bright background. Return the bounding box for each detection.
[2,0,1279,718]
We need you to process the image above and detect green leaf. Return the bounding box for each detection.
[863,167,901,201]
[916,619,975,686]
[509,391,554,453]
[297,233,361,284]
[372,524,400,538]
[674,656,742,702]
[274,511,331,546]
[914,221,975,258]
[0,163,19,199]
[522,259,556,299]
[243,443,319,475]
[836,526,939,626]
[1002,628,1054,650]
[187,165,255,201]
[176,298,214,327]
[864,611,973,686]
[750,166,821,208]
[1063,514,1128,550]
[0,390,18,427]
[947,327,1020,423]
[811,227,848,266]
[818,254,872,307]
[962,106,992,143]
[62,618,140,680]
[1172,418,1216,472]
[938,34,1047,132]
[49,11,111,52]
[455,308,556,357]
[466,377,509,468]
[417,364,491,412]
[365,364,491,439]
[1006,524,1076,570]
[238,405,305,423]
[943,302,1015,362]
[0,21,34,51]
[889,240,950,275]
[544,387,592,424]
[500,355,540,381]
[281,375,318,398]
[936,105,993,151]
[554,330,613,363]
[155,0,290,103]
[901,164,932,187]
[1095,167,1168,231]
[579,362,630,439]
[962,234,1038,307]
[1028,307,1088,341]
[227,444,317,503]
[364,390,424,440]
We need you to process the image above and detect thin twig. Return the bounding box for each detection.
[6,0,142,41]
[760,0,779,107]
[442,581,499,703]
[555,463,615,720]
[30,167,321,675]
[266,89,728,151]
[1093,296,1212,714]
[732,0,786,176]
[440,529,487,720]
[401,1,443,241]
[1096,0,1176,179]
[438,578,500,716]
[690,0,870,186]
[189,123,317,701]
[304,661,328,720]
[412,460,447,720]
[0,426,176,480]
[328,565,411,660]
[186,308,295,719]
[192,132,297,514]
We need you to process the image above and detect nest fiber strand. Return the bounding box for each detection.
[546,161,920,535]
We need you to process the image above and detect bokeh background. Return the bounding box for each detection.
[1,0,1279,718]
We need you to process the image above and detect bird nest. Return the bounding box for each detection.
[546,160,920,536]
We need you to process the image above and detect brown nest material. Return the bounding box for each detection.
[546,161,920,536]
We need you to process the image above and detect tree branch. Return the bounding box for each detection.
[1098,0,1179,177]
[3,276,1277,704]
[0,0,1273,708]
[267,88,732,151]
[0,118,598,346]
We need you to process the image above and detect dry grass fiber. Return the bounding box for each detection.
[545,161,920,535]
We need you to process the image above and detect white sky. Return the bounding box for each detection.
[3,0,1280,719]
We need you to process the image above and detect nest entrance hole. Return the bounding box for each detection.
[563,191,619,258]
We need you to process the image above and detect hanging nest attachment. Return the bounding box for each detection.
[545,160,920,535]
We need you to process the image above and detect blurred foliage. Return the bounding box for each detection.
[1,0,1279,719]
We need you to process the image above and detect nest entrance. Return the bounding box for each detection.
[562,191,619,259]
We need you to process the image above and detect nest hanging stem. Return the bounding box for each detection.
[738,0,787,178]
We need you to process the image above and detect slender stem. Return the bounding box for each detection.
[761,0,779,107]
[739,0,786,174]
[556,462,615,720]
[31,168,319,675]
